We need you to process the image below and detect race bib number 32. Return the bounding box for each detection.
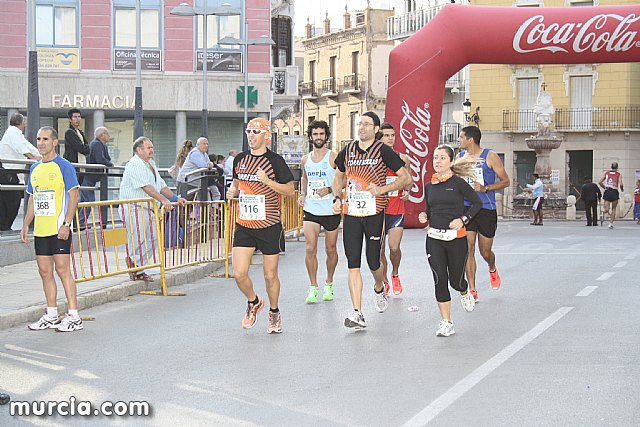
[348,191,376,216]
[239,195,266,221]
[34,192,56,216]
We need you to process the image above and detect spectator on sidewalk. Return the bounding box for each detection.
[0,113,41,231]
[634,179,640,225]
[168,139,193,180]
[525,173,544,225]
[223,149,238,177]
[78,127,113,228]
[119,137,186,281]
[176,137,220,201]
[579,176,602,226]
[63,108,90,182]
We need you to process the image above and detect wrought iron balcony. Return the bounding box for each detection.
[343,73,360,93]
[503,107,640,132]
[440,122,461,146]
[386,2,469,40]
[321,77,338,96]
[300,81,317,99]
[273,66,298,97]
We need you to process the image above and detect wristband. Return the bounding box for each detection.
[460,215,469,225]
[484,185,490,192]
[170,195,178,203]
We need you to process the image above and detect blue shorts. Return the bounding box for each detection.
[384,213,404,232]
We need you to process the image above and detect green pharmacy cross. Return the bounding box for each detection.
[237,86,258,108]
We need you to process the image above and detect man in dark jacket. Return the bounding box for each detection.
[63,108,90,181]
[79,127,113,227]
[580,176,602,226]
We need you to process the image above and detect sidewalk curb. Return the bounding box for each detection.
[0,261,226,331]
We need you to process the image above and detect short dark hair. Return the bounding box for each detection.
[38,126,58,140]
[133,136,149,154]
[435,144,455,161]
[461,125,481,146]
[9,113,25,127]
[361,111,381,127]
[380,122,394,131]
[611,162,618,170]
[307,120,331,141]
[67,108,82,119]
[583,176,592,183]
[532,173,539,179]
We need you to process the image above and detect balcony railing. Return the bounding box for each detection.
[321,77,338,96]
[273,66,298,97]
[300,81,317,99]
[343,73,360,93]
[386,2,469,40]
[503,107,640,132]
[440,122,461,146]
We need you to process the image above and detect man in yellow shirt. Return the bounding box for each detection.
[20,127,83,332]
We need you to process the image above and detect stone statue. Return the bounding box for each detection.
[533,87,555,137]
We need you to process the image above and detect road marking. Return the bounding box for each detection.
[597,272,614,281]
[0,351,65,371]
[613,261,627,268]
[576,286,598,297]
[624,253,636,260]
[401,307,573,427]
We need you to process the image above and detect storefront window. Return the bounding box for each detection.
[186,118,243,159]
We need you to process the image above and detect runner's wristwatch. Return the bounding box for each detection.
[62,221,72,228]
[333,196,342,204]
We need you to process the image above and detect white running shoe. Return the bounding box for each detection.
[436,319,455,337]
[344,310,366,329]
[55,315,84,332]
[608,223,614,229]
[374,290,389,313]
[28,314,60,330]
[461,292,476,312]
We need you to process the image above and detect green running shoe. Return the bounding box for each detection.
[322,283,334,301]
[306,286,319,303]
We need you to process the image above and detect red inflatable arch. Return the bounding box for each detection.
[385,4,640,228]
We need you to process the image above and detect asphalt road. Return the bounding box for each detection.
[1,221,639,426]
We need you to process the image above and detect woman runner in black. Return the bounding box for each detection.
[418,145,482,337]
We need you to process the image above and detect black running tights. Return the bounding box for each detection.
[426,236,469,303]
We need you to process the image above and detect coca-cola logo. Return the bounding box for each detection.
[514,13,640,54]
[399,100,432,204]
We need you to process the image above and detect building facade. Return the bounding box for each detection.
[469,0,639,215]
[300,5,394,151]
[0,0,273,168]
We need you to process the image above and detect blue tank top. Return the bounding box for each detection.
[461,148,497,210]
[303,150,336,216]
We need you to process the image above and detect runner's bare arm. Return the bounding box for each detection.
[226,179,240,199]
[256,169,295,196]
[598,174,605,188]
[485,151,510,191]
[59,187,80,240]
[299,155,308,205]
[370,166,411,196]
[20,196,35,243]
[332,169,346,214]
[619,176,624,192]
[400,153,413,191]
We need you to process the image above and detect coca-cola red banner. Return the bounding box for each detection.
[385,4,640,228]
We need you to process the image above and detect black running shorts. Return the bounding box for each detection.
[34,234,72,256]
[303,210,341,232]
[603,188,619,202]
[233,222,284,255]
[465,208,498,238]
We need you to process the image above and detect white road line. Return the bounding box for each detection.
[576,286,598,297]
[597,272,615,281]
[624,253,637,260]
[613,261,627,269]
[401,307,574,427]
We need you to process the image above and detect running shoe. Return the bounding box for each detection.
[489,267,501,290]
[322,283,334,301]
[55,315,84,332]
[436,319,455,337]
[28,313,60,331]
[267,311,282,334]
[383,281,390,297]
[470,289,479,303]
[461,292,475,312]
[391,275,403,295]
[306,286,319,304]
[374,290,389,313]
[344,310,366,329]
[242,295,264,329]
[608,223,614,229]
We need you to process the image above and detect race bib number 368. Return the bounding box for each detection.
[239,195,266,221]
[34,192,56,216]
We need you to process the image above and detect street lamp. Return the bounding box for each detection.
[170,2,241,138]
[219,34,274,151]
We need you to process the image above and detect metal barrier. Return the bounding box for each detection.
[160,200,230,277]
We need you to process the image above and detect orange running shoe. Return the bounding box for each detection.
[383,281,390,297]
[489,268,501,290]
[267,310,282,334]
[470,289,479,302]
[391,275,403,295]
[242,295,264,329]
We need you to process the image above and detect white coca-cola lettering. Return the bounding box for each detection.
[513,13,640,54]
[399,100,433,204]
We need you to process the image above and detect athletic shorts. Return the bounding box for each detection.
[233,223,284,255]
[303,210,341,232]
[532,196,544,211]
[384,213,404,232]
[466,208,498,238]
[34,234,72,256]
[603,188,619,202]
[342,211,385,270]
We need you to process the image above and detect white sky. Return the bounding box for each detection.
[293,0,393,36]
